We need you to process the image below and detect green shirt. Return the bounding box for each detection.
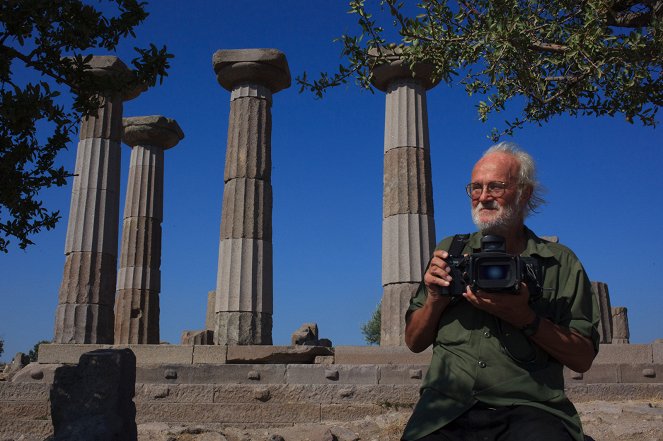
[402,227,600,441]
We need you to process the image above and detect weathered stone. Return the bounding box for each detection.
[225,96,272,181]
[369,48,439,91]
[181,330,215,345]
[220,178,272,240]
[54,303,115,344]
[206,290,216,331]
[612,306,630,344]
[383,147,434,216]
[382,214,435,285]
[292,323,319,345]
[212,48,291,92]
[592,281,613,343]
[4,353,30,378]
[50,348,137,440]
[79,94,124,142]
[215,311,273,345]
[114,289,160,344]
[215,239,273,313]
[380,283,420,346]
[122,116,184,149]
[227,345,333,364]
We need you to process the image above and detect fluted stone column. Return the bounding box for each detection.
[612,306,630,344]
[114,116,184,344]
[54,56,143,344]
[212,48,290,345]
[591,281,614,344]
[371,53,439,346]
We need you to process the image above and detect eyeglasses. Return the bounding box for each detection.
[465,181,513,199]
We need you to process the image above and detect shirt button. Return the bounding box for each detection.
[478,360,487,368]
[483,331,491,338]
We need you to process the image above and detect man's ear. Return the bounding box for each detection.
[520,185,533,204]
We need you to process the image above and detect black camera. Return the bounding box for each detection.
[441,235,541,297]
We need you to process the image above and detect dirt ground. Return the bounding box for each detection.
[137,400,663,441]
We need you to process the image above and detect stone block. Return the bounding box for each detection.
[226,345,333,364]
[591,281,613,343]
[0,382,50,400]
[114,289,160,344]
[124,345,193,365]
[123,156,164,220]
[653,343,663,363]
[57,251,118,305]
[382,214,435,285]
[122,116,184,149]
[321,403,388,422]
[0,400,50,421]
[369,49,438,91]
[181,330,215,345]
[213,48,291,93]
[612,306,630,343]
[565,364,620,384]
[378,365,429,385]
[333,346,433,365]
[192,345,227,364]
[383,147,433,216]
[117,221,161,289]
[53,303,115,344]
[79,94,124,141]
[135,402,318,424]
[0,419,53,440]
[286,365,378,385]
[215,238,273,313]
[136,364,286,384]
[206,290,216,330]
[214,311,273,346]
[383,81,430,152]
[220,178,272,240]
[64,188,120,255]
[566,383,663,402]
[291,323,319,345]
[39,344,110,364]
[134,384,215,403]
[619,364,661,383]
[225,97,272,181]
[50,348,137,440]
[594,344,652,364]
[381,283,420,346]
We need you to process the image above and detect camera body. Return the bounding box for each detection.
[441,235,541,297]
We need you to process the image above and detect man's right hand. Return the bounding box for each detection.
[424,249,454,298]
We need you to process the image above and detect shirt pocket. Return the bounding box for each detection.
[435,302,474,345]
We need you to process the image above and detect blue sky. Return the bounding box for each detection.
[1,1,661,361]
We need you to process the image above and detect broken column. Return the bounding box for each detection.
[371,51,439,346]
[591,281,614,344]
[612,306,630,344]
[211,48,291,345]
[114,116,184,344]
[54,56,143,344]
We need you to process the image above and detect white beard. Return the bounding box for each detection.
[472,199,522,235]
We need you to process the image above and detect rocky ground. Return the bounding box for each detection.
[137,400,663,441]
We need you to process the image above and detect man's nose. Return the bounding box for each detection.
[478,186,493,202]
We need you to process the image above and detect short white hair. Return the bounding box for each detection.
[482,142,545,216]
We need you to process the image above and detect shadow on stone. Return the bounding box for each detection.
[48,348,137,441]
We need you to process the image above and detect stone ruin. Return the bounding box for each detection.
[0,49,658,441]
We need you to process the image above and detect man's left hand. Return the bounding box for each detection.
[463,282,535,328]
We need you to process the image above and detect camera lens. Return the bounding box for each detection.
[480,264,511,280]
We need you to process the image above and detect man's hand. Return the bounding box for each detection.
[462,282,535,328]
[424,250,454,298]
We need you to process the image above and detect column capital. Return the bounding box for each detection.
[212,48,291,93]
[74,55,147,101]
[122,116,184,150]
[369,48,439,92]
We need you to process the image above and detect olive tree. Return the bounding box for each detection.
[299,0,661,139]
[0,0,172,252]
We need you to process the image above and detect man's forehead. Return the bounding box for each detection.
[471,152,519,179]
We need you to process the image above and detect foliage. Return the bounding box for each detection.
[361,302,381,345]
[0,0,173,252]
[27,339,50,362]
[0,336,3,359]
[298,0,662,139]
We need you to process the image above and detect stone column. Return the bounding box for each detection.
[114,116,184,344]
[371,53,439,346]
[211,49,290,345]
[591,281,614,344]
[612,306,630,344]
[54,56,143,344]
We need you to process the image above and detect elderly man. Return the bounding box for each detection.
[402,143,599,441]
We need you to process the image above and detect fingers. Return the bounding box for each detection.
[424,250,452,296]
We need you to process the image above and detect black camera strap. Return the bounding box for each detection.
[448,233,470,257]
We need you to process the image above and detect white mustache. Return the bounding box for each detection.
[476,201,498,210]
